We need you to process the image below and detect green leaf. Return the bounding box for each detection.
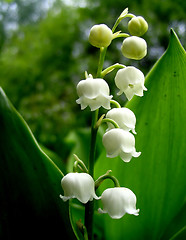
[0,88,76,239]
[95,29,186,239]
[161,203,186,239]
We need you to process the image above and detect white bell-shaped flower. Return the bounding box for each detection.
[106,107,136,134]
[98,187,140,219]
[60,173,99,204]
[115,66,147,101]
[102,128,141,162]
[76,78,112,111]
[121,36,147,60]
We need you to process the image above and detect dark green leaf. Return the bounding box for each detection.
[0,87,76,239]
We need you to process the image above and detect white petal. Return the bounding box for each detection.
[119,151,133,162]
[133,83,145,97]
[60,173,99,204]
[124,87,135,101]
[132,129,137,134]
[76,97,88,110]
[132,150,141,158]
[117,89,123,96]
[106,149,120,158]
[106,107,136,132]
[120,130,135,153]
[59,194,71,202]
[99,94,112,109]
[102,129,122,156]
[98,208,107,214]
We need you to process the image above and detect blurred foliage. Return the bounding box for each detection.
[0,0,185,159]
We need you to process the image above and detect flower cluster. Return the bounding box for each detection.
[60,8,148,226]
[60,172,139,219]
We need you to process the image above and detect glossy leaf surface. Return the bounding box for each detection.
[0,88,75,239]
[95,29,186,239]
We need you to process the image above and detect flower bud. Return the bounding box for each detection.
[128,16,148,36]
[76,77,112,111]
[60,173,99,204]
[106,107,136,134]
[98,187,139,219]
[89,24,113,48]
[102,128,141,162]
[115,66,147,101]
[121,36,147,60]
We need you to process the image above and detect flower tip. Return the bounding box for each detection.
[135,209,140,216]
[93,194,101,200]
[132,129,137,134]
[59,194,69,202]
[130,208,140,216]
[117,90,123,96]
[98,208,106,214]
[133,151,141,158]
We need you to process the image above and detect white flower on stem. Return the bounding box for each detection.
[106,107,136,134]
[102,128,141,162]
[98,187,139,219]
[115,66,147,101]
[76,78,112,111]
[121,36,147,60]
[60,173,99,204]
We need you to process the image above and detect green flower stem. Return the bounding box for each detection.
[112,18,121,33]
[101,63,126,78]
[73,154,88,173]
[76,220,88,240]
[95,170,120,189]
[125,13,135,18]
[102,118,120,129]
[88,110,99,177]
[110,100,121,108]
[96,47,107,78]
[112,8,135,33]
[112,8,129,33]
[85,46,107,240]
[112,33,130,39]
[84,110,98,240]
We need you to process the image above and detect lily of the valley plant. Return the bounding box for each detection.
[60,8,148,240]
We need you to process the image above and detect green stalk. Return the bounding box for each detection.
[96,47,107,78]
[84,110,98,240]
[84,47,107,240]
[95,170,120,189]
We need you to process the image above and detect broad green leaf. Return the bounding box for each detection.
[0,88,76,239]
[95,29,186,239]
[40,143,67,172]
